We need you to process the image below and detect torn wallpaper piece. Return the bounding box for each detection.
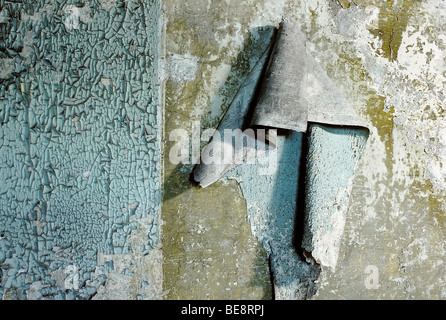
[192,27,278,188]
[193,22,367,188]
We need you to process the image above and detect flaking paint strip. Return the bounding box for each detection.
[194,22,368,188]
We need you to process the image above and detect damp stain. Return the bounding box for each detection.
[368,0,419,62]
[338,0,351,9]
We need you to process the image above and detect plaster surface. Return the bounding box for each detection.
[163,0,446,300]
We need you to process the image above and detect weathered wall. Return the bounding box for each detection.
[1,0,445,300]
[299,0,446,300]
[163,0,446,300]
[162,2,275,300]
[0,0,162,299]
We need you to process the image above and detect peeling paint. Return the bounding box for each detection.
[0,0,162,300]
[2,0,446,301]
[163,0,446,300]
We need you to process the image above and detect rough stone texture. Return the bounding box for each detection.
[0,0,162,300]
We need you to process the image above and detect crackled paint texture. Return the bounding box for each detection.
[164,0,446,300]
[0,0,162,299]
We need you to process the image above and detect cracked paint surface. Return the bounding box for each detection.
[0,0,162,299]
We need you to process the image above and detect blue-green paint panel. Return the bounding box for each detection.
[226,124,368,298]
[302,124,368,268]
[0,0,161,299]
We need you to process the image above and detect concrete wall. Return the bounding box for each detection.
[163,0,446,300]
[1,0,445,300]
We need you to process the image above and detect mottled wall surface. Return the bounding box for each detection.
[163,0,446,300]
[0,0,162,299]
[310,0,446,299]
[162,2,275,300]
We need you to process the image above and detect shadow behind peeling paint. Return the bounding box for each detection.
[162,25,279,300]
[265,130,321,299]
[262,124,369,299]
[164,25,278,202]
[293,128,309,262]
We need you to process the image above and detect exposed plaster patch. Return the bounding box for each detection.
[94,247,164,300]
[98,0,118,11]
[21,4,55,22]
[63,3,94,30]
[425,124,446,190]
[167,53,200,82]
[0,59,14,79]
[249,0,287,29]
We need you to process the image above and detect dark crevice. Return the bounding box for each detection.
[292,129,309,262]
[293,128,322,300]
[291,123,369,299]
[268,254,276,300]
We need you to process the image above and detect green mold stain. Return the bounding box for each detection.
[364,0,446,226]
[368,0,419,62]
[338,0,351,9]
[366,95,395,160]
[410,159,446,231]
[428,193,446,230]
